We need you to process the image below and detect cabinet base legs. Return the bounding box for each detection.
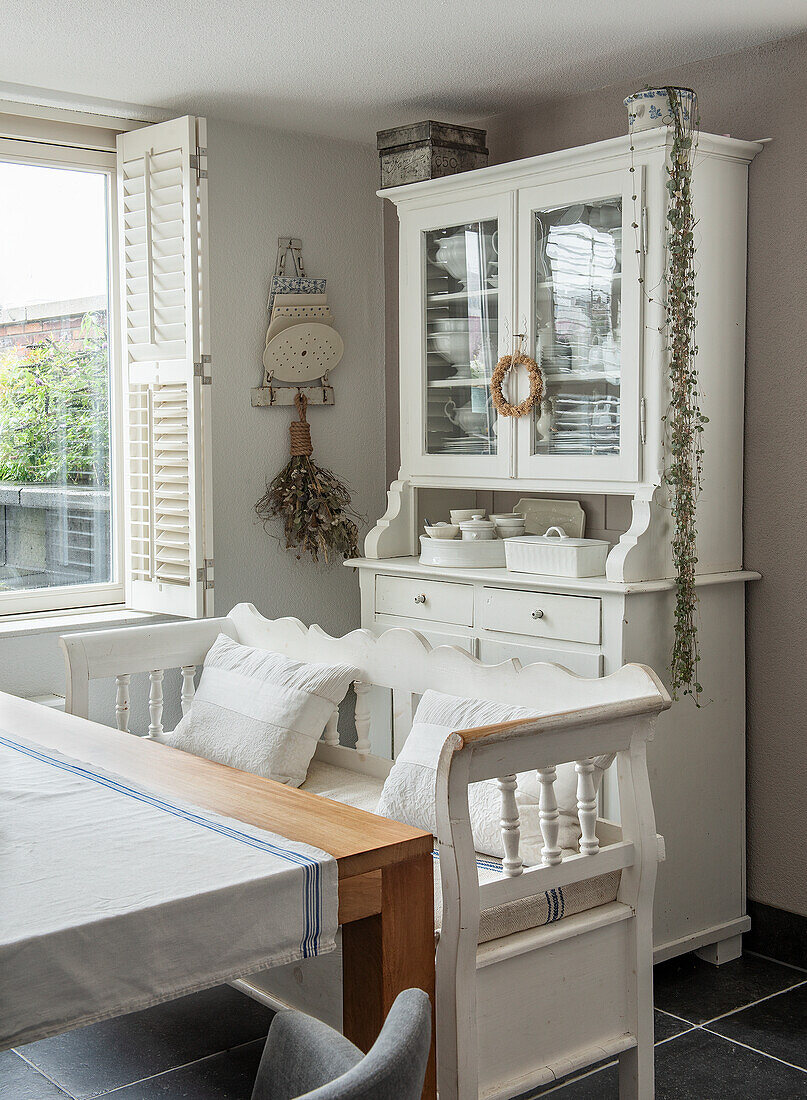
[695,933,743,966]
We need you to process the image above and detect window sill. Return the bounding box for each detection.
[0,606,170,641]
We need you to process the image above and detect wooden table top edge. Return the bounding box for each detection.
[0,690,433,878]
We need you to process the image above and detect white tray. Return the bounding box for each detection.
[419,536,505,569]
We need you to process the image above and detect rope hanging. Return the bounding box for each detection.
[289,393,314,456]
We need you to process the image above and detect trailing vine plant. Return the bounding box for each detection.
[629,87,704,702]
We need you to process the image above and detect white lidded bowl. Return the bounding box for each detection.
[504,526,609,578]
[459,514,497,541]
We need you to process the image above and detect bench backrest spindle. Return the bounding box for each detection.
[114,674,131,733]
[353,681,372,757]
[148,670,164,739]
[323,709,340,747]
[496,774,523,877]
[575,758,600,855]
[180,666,196,716]
[537,765,562,866]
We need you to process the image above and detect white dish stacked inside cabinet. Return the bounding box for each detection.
[350,127,764,968]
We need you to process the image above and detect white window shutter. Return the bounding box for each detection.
[117,116,213,618]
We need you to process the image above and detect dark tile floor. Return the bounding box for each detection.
[4,953,806,1098]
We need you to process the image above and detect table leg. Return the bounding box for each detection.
[342,851,436,1099]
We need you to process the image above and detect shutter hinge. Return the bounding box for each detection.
[197,558,214,590]
[194,355,212,384]
[641,206,648,255]
[190,148,208,179]
[640,397,647,445]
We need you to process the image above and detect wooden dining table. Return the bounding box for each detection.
[0,691,436,1099]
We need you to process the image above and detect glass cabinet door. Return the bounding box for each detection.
[424,219,499,457]
[398,194,513,479]
[517,172,640,482]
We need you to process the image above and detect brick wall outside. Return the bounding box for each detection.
[0,296,107,360]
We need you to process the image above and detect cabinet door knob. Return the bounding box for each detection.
[414,593,427,604]
[531,609,544,619]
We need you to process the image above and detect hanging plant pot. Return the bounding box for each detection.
[624,87,698,132]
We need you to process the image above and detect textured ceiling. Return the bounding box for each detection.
[1,1,805,142]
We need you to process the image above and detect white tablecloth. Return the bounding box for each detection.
[0,730,337,1049]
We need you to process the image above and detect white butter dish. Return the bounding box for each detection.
[503,526,609,578]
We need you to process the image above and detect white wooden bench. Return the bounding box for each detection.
[60,602,670,1100]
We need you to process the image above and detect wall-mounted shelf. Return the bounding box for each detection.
[251,383,334,407]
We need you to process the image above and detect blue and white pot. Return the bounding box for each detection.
[624,87,697,132]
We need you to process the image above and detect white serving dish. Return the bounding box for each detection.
[419,535,505,568]
[504,526,609,578]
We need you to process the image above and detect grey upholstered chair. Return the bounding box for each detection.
[250,988,431,1100]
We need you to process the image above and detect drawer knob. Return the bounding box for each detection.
[531,609,544,619]
[414,593,427,605]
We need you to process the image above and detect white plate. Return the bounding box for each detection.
[263,323,344,383]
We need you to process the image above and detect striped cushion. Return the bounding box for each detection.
[433,851,621,944]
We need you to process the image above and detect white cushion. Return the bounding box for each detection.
[162,634,358,787]
[376,690,613,861]
[301,760,386,814]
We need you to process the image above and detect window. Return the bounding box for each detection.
[0,143,120,614]
[0,114,212,619]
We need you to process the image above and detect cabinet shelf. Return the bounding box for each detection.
[427,377,489,389]
[535,272,622,292]
[543,371,621,385]
[427,287,498,305]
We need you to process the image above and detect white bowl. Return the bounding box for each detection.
[430,331,477,362]
[450,508,485,523]
[424,524,459,540]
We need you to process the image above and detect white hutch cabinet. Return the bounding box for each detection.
[349,129,762,964]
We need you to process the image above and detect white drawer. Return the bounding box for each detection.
[480,587,601,645]
[375,575,474,627]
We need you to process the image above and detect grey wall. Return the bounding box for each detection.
[383,33,807,917]
[206,119,386,634]
[0,119,386,726]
